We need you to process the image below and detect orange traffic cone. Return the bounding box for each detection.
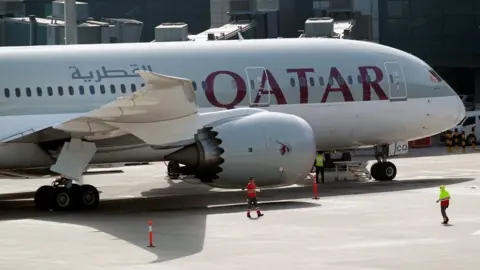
[312,176,319,200]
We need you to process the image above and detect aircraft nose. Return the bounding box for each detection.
[454,91,466,123]
[443,88,466,129]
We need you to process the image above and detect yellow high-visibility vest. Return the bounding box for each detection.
[316,154,324,167]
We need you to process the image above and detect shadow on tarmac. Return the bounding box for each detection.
[0,176,473,264]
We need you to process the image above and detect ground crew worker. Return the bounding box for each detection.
[246,177,264,218]
[472,127,477,150]
[461,131,466,153]
[445,130,452,153]
[315,151,325,184]
[436,185,450,224]
[453,128,459,151]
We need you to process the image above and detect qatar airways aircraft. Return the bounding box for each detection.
[0,37,465,211]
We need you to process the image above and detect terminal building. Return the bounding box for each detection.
[3,0,479,110]
[378,0,479,110]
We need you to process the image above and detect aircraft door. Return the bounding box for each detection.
[245,67,271,107]
[384,61,407,102]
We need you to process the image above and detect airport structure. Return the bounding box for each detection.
[1,0,478,109]
[0,0,143,45]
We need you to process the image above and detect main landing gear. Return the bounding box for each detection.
[35,137,99,211]
[34,177,99,211]
[370,145,397,181]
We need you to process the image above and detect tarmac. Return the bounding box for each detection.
[0,146,479,270]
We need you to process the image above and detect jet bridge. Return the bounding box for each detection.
[188,20,256,41]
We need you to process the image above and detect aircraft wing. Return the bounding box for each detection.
[0,113,86,142]
[1,71,199,146]
[81,70,199,145]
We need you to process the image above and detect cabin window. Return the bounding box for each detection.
[110,84,116,94]
[319,77,324,86]
[47,87,53,96]
[366,74,372,82]
[130,83,136,92]
[4,88,10,98]
[15,88,21,97]
[309,77,315,87]
[25,87,32,97]
[192,81,197,91]
[250,80,255,90]
[79,86,85,95]
[36,87,42,96]
[89,85,95,95]
[201,81,206,91]
[328,78,333,85]
[100,85,105,94]
[357,75,362,83]
[68,86,74,95]
[290,78,295,87]
[299,77,306,87]
[120,84,126,93]
[58,86,64,96]
[140,83,145,87]
[348,76,353,85]
[389,74,394,84]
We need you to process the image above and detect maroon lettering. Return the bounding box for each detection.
[358,66,388,101]
[205,71,246,109]
[321,67,354,103]
[253,70,287,104]
[286,68,315,103]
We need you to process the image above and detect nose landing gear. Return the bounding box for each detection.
[370,145,398,181]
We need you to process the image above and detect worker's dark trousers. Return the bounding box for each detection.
[441,205,449,221]
[315,166,324,183]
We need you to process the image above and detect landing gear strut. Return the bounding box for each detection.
[34,177,99,211]
[370,145,397,181]
[167,161,180,180]
[34,137,99,211]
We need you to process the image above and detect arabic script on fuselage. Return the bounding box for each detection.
[69,64,153,82]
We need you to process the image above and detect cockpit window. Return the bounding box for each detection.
[428,68,442,83]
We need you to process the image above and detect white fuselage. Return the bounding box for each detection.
[0,38,466,171]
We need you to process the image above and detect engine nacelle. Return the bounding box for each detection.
[165,111,316,188]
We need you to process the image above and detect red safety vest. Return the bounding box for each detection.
[247,181,256,198]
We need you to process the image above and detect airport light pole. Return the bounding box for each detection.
[64,0,78,45]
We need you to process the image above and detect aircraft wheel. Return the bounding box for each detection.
[80,184,99,209]
[52,187,73,211]
[34,185,54,210]
[370,163,380,180]
[382,161,397,181]
[69,184,83,209]
[373,162,397,181]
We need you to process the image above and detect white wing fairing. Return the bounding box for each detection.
[54,71,199,146]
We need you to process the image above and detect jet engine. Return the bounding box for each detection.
[165,111,316,188]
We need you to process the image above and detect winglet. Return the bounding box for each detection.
[135,70,196,105]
